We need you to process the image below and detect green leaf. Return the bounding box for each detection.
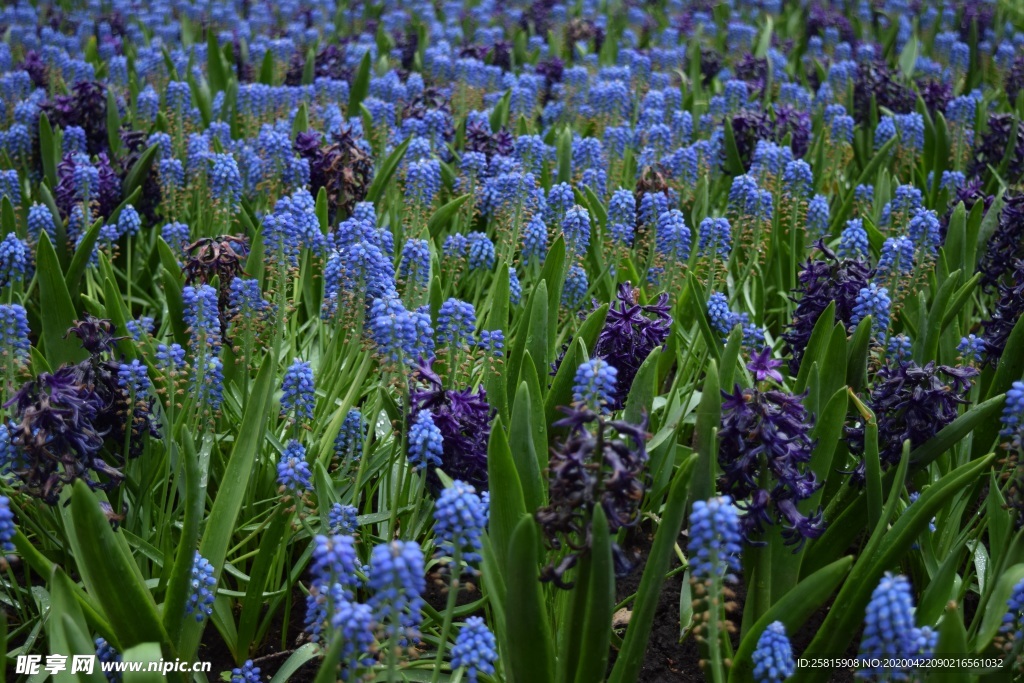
[544,336,586,431]
[975,563,1024,651]
[540,236,567,347]
[236,511,288,656]
[582,185,608,227]
[916,541,967,627]
[158,254,188,348]
[291,102,309,139]
[180,350,277,658]
[624,347,660,425]
[690,360,720,505]
[929,604,970,683]
[505,518,555,683]
[161,432,203,644]
[610,458,696,683]
[39,113,58,188]
[846,315,873,393]
[943,203,967,276]
[38,233,88,366]
[47,569,108,683]
[919,269,960,364]
[520,352,550,478]
[805,388,849,512]
[510,381,545,512]
[719,326,743,389]
[722,117,745,175]
[301,46,316,85]
[989,312,1024,403]
[728,556,854,683]
[60,215,100,302]
[70,481,171,652]
[794,305,837,397]
[487,415,528,580]
[557,126,573,183]
[574,301,609,357]
[206,30,228,92]
[573,506,615,683]
[987,470,1013,570]
[427,194,470,238]
[862,411,883,533]
[754,15,774,57]
[269,644,320,683]
[484,266,510,422]
[973,192,1004,270]
[365,136,411,205]
[509,279,547,406]
[258,50,275,85]
[797,455,996,682]
[807,328,836,401]
[525,279,550,387]
[121,644,167,683]
[121,144,160,201]
[300,189,319,236]
[913,394,1004,467]
[489,89,511,132]
[101,276,136,360]
[940,273,980,333]
[897,34,918,77]
[37,182,67,259]
[106,89,122,157]
[348,51,371,113]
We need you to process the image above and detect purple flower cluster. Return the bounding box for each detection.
[717,370,823,546]
[591,283,672,409]
[979,193,1024,291]
[408,359,491,493]
[535,407,648,587]
[4,317,158,504]
[783,242,872,373]
[982,259,1024,365]
[846,361,977,480]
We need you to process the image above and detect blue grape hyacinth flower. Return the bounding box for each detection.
[451,616,498,683]
[433,479,489,565]
[281,359,316,421]
[857,573,936,678]
[185,551,217,622]
[752,621,795,683]
[572,358,618,414]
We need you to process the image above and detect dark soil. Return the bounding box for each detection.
[199,586,320,682]
[194,528,870,683]
[608,523,707,682]
[424,569,485,612]
[607,523,864,683]
[198,570,484,683]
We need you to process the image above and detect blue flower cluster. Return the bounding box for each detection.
[185,552,217,622]
[433,479,489,565]
[857,574,936,677]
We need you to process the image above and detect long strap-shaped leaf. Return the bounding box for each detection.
[572,506,615,683]
[505,517,555,683]
[365,136,411,205]
[70,481,173,655]
[178,349,277,659]
[609,456,696,683]
[728,556,853,683]
[794,454,995,683]
[46,568,109,683]
[487,415,527,579]
[37,233,89,367]
[161,430,203,643]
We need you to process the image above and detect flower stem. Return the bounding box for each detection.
[430,547,462,683]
